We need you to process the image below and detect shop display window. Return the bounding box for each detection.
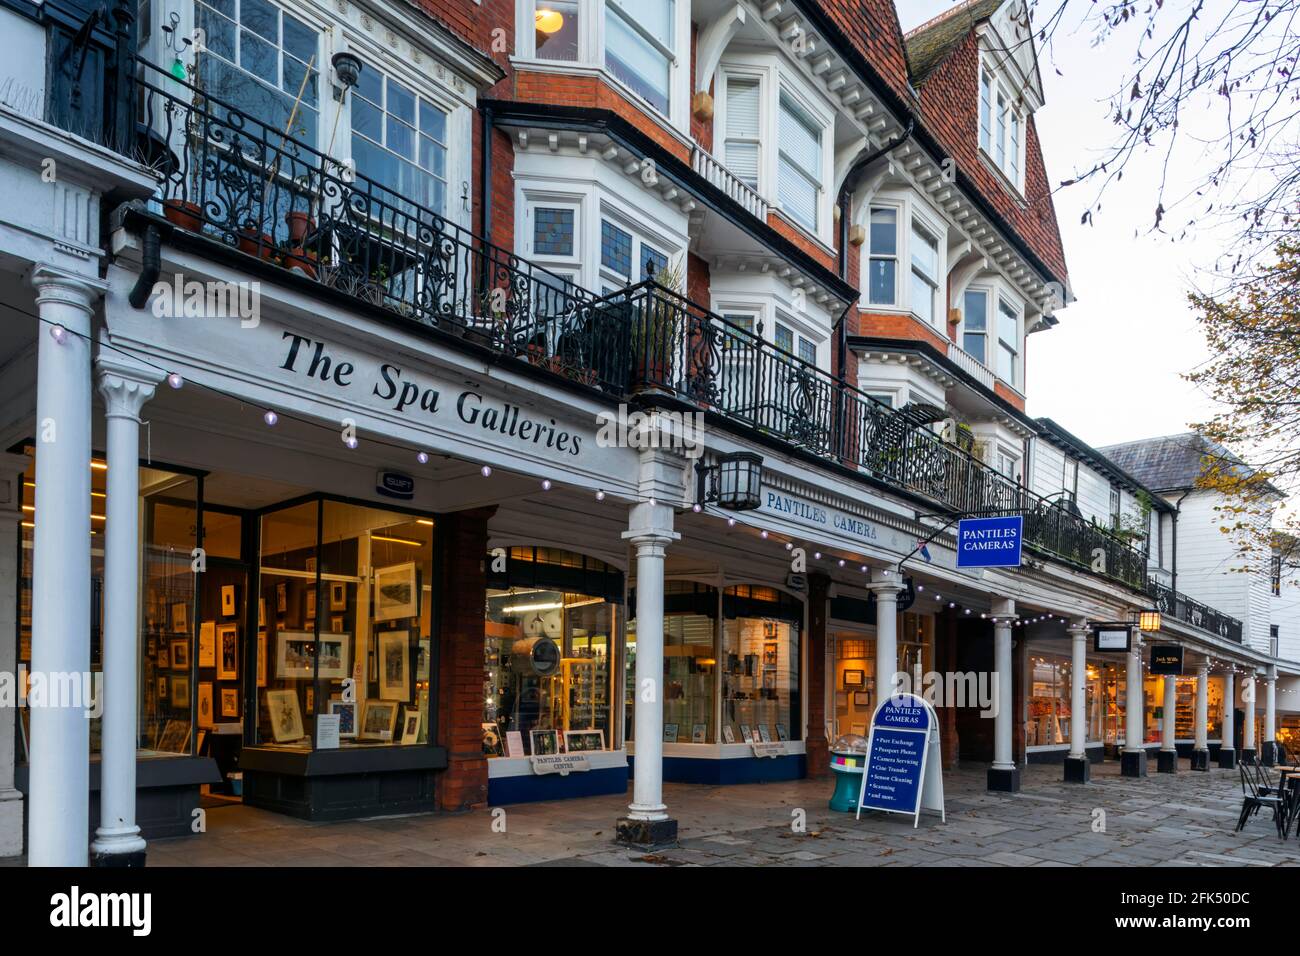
[256,499,434,751]
[16,451,200,761]
[721,586,802,744]
[626,581,717,745]
[1027,653,1071,747]
[485,548,622,757]
[831,613,932,738]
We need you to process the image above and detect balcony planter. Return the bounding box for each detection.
[283,247,318,280]
[163,199,203,232]
[237,227,276,261]
[285,210,315,246]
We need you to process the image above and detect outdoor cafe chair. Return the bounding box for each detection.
[1236,761,1285,838]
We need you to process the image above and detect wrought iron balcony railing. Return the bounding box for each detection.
[127,57,1149,591]
[1146,578,1244,643]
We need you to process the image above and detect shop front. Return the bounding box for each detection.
[626,582,806,784]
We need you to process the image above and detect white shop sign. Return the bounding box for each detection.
[758,490,916,557]
[751,741,787,759]
[529,754,591,776]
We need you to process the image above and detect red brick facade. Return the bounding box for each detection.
[435,507,496,812]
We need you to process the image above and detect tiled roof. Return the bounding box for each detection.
[905,0,1005,86]
[814,0,918,106]
[1099,433,1283,497]
[902,7,1069,284]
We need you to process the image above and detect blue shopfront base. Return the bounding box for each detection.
[828,752,866,812]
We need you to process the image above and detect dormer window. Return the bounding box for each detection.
[979,67,1024,190]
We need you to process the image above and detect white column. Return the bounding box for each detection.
[623,499,678,822]
[1194,658,1209,752]
[1242,668,1257,755]
[27,266,103,867]
[1264,666,1277,762]
[992,599,1016,772]
[0,454,30,857]
[1161,674,1177,752]
[1221,669,1235,756]
[1067,621,1089,761]
[1125,636,1144,752]
[868,573,904,701]
[90,357,159,862]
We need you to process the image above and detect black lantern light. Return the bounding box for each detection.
[696,452,763,511]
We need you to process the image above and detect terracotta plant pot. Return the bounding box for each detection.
[285,210,315,246]
[162,199,203,232]
[283,247,318,280]
[237,229,276,260]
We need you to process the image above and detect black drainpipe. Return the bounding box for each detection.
[479,104,494,242]
[1170,489,1191,594]
[127,224,161,308]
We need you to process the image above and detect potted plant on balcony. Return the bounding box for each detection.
[630,257,685,392]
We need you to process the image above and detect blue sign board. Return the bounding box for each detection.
[955,515,1023,568]
[857,695,934,822]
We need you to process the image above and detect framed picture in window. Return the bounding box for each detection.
[564,729,605,753]
[376,630,409,701]
[220,687,239,718]
[360,699,399,742]
[170,602,187,634]
[257,630,267,688]
[266,689,305,743]
[329,699,357,739]
[329,582,347,611]
[197,682,213,729]
[853,691,870,708]
[305,588,317,622]
[529,729,559,756]
[374,563,418,621]
[399,707,421,745]
[843,669,865,688]
[170,639,190,671]
[198,622,216,668]
[275,582,287,614]
[220,585,237,618]
[216,624,238,681]
[170,675,189,709]
[662,723,679,743]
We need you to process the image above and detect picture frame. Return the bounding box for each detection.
[275,630,350,681]
[329,699,357,738]
[170,675,190,709]
[529,728,559,756]
[170,639,190,671]
[776,723,788,742]
[662,723,679,743]
[157,676,167,699]
[740,724,753,743]
[564,729,605,753]
[216,624,238,681]
[359,699,398,741]
[220,687,238,718]
[399,707,421,745]
[373,562,418,621]
[691,722,707,744]
[843,669,865,688]
[170,602,187,633]
[220,584,237,618]
[763,642,778,665]
[305,686,314,715]
[305,588,317,622]
[157,647,170,670]
[256,631,267,688]
[330,615,344,634]
[482,722,503,756]
[198,622,216,668]
[265,688,305,743]
[417,689,430,744]
[757,724,772,743]
[258,598,266,627]
[853,691,870,708]
[156,719,190,754]
[723,725,736,744]
[197,682,214,729]
[275,582,287,614]
[329,581,347,611]
[376,630,409,701]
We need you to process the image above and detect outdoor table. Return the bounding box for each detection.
[1277,768,1300,838]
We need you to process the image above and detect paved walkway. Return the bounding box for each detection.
[132,759,1299,867]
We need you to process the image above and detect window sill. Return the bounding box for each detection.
[509,57,690,149]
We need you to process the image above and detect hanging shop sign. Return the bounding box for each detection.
[1094,625,1133,653]
[856,692,945,828]
[1149,644,1184,675]
[955,515,1023,568]
[375,470,415,500]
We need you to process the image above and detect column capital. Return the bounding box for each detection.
[29,263,106,309]
[96,353,162,421]
[622,500,679,550]
[1197,656,1211,675]
[866,574,905,594]
[1066,620,1091,638]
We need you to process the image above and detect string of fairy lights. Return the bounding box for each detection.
[42,313,1103,629]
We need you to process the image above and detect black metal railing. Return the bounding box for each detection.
[604,282,1150,589]
[126,56,1150,590]
[44,0,136,151]
[1146,578,1244,643]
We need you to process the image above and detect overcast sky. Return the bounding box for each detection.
[895,0,1227,451]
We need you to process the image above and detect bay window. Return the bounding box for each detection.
[962,289,988,364]
[534,1,579,61]
[723,74,761,191]
[868,206,898,305]
[997,296,1020,386]
[351,67,448,215]
[777,92,822,233]
[600,216,672,291]
[194,0,320,144]
[605,0,673,115]
[910,221,939,326]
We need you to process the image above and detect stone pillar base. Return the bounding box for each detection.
[1262,741,1277,767]
[1063,756,1090,783]
[1157,751,1178,774]
[1218,748,1237,769]
[1121,750,1148,778]
[1190,749,1211,771]
[616,817,678,850]
[987,766,1020,793]
[0,793,23,858]
[90,849,147,868]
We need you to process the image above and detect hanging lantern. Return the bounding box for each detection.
[717,452,763,510]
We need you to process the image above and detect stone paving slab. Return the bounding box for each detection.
[50,759,1280,867]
